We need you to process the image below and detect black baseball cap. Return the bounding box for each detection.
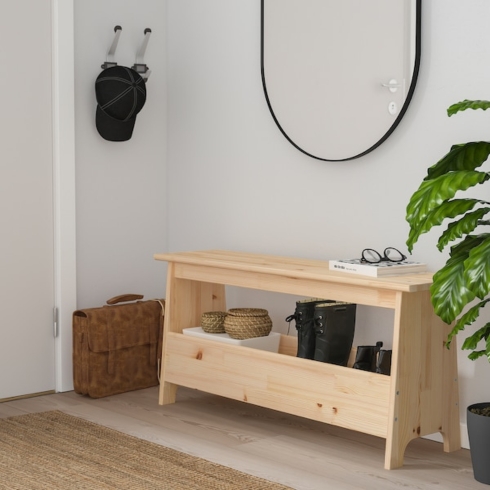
[95,66,147,142]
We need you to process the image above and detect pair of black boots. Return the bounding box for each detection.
[353,341,392,375]
[286,298,356,366]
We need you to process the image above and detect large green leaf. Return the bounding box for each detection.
[437,206,490,251]
[461,322,490,361]
[448,99,490,117]
[461,318,490,351]
[468,350,487,360]
[450,233,488,257]
[431,253,476,324]
[464,236,490,299]
[406,171,490,251]
[426,142,490,180]
[407,199,481,250]
[430,235,486,324]
[448,299,490,348]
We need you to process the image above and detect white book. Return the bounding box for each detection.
[329,258,427,277]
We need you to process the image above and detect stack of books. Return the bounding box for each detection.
[329,258,427,277]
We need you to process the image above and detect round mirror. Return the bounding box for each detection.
[261,0,421,161]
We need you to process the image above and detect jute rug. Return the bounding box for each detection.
[0,410,293,490]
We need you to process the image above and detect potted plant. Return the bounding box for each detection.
[405,99,490,484]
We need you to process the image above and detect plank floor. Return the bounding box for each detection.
[0,387,480,489]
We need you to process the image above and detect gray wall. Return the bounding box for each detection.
[166,0,490,446]
[75,0,167,309]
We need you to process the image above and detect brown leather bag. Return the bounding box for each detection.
[73,294,165,398]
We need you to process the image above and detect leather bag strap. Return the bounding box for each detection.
[106,294,144,305]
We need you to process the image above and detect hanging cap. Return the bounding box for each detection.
[95,66,147,142]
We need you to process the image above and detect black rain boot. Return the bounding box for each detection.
[353,341,383,371]
[376,349,392,375]
[285,298,332,359]
[313,302,356,366]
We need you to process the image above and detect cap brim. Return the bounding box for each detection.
[96,105,136,142]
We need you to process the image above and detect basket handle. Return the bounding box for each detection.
[106,294,144,305]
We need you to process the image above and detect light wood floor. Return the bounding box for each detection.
[0,386,480,490]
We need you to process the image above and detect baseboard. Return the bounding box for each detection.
[0,390,56,404]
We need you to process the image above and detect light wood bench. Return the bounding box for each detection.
[154,250,461,469]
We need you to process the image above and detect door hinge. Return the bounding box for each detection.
[53,307,59,338]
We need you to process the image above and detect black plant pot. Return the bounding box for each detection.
[467,402,490,484]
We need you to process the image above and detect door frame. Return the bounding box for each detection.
[53,0,76,392]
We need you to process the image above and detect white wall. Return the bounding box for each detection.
[71,0,490,448]
[74,0,167,309]
[166,0,490,447]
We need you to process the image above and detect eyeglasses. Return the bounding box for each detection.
[361,247,407,264]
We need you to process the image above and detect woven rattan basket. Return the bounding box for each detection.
[224,308,272,339]
[201,311,227,333]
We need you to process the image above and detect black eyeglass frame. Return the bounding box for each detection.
[360,247,407,264]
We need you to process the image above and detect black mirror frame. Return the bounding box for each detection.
[260,0,422,162]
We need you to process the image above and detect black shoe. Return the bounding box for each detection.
[312,302,356,366]
[353,341,383,371]
[286,298,331,359]
[376,349,392,375]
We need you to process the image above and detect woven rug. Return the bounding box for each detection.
[0,410,292,490]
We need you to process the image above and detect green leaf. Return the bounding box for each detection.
[430,236,485,324]
[462,323,490,352]
[406,171,490,251]
[437,206,490,251]
[431,253,476,324]
[450,233,488,258]
[407,172,488,228]
[448,100,490,117]
[468,350,486,360]
[447,299,490,348]
[464,333,490,361]
[426,142,490,180]
[464,236,490,299]
[407,199,481,250]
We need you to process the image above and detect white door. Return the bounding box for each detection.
[0,0,55,399]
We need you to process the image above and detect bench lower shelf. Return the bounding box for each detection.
[163,332,391,438]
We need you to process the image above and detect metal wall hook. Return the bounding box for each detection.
[132,28,152,81]
[100,26,152,81]
[101,25,122,70]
